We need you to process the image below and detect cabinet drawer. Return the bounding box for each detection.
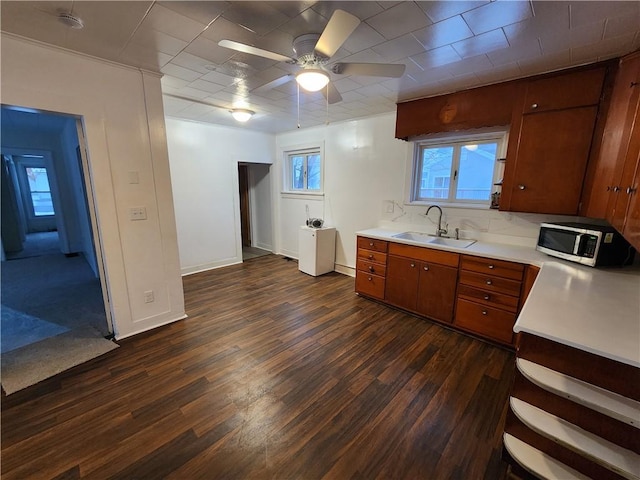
[457,284,519,313]
[454,298,516,344]
[355,271,385,299]
[357,248,387,265]
[459,270,522,297]
[388,242,459,267]
[357,237,388,253]
[461,255,524,281]
[523,66,606,114]
[356,258,387,277]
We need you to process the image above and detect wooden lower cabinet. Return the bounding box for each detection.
[385,244,459,324]
[355,236,388,300]
[455,255,527,346]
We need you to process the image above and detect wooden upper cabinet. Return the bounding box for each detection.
[582,53,640,220]
[501,106,599,214]
[522,67,606,114]
[395,81,519,139]
[500,64,610,214]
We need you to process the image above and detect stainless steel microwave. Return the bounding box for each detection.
[536,222,635,267]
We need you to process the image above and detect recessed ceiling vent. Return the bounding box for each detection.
[57,12,84,29]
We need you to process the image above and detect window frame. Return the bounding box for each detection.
[282,145,324,195]
[406,129,508,208]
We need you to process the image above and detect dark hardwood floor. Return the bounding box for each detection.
[1,255,514,479]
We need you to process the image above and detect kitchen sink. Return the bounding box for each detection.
[392,232,476,248]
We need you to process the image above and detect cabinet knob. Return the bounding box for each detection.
[369,242,374,247]
[367,276,373,281]
[626,186,637,195]
[484,294,490,300]
[486,279,493,285]
[368,254,373,259]
[410,263,415,268]
[482,310,488,316]
[368,266,374,272]
[530,103,538,109]
[488,265,495,269]
[423,266,429,271]
[518,184,526,190]
[612,186,621,192]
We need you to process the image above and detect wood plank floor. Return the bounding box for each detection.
[1,255,514,479]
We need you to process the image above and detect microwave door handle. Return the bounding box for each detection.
[573,234,584,255]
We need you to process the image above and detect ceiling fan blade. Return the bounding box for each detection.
[323,82,342,104]
[314,9,360,59]
[218,39,295,63]
[333,62,406,78]
[252,74,294,93]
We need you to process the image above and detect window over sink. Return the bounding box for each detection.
[408,129,508,207]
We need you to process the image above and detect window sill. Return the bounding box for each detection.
[281,192,324,200]
[406,201,491,210]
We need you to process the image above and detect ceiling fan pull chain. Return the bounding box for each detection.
[297,83,301,129]
[326,83,329,125]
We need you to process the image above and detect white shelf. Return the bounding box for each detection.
[510,397,640,479]
[517,358,640,428]
[503,433,590,480]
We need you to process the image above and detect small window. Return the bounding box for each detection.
[25,166,55,216]
[285,148,322,193]
[411,131,506,206]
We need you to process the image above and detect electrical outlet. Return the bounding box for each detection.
[129,206,147,221]
[144,290,154,303]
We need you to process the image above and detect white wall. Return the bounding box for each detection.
[165,117,275,275]
[273,112,587,274]
[1,34,185,339]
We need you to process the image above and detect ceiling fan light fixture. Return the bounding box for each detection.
[295,68,330,92]
[231,108,254,122]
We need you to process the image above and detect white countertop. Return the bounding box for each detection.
[357,228,640,368]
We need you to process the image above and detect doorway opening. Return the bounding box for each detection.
[237,162,273,261]
[1,106,112,358]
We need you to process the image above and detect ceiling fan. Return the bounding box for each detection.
[218,9,406,104]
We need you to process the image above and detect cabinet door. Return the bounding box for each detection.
[416,263,458,323]
[504,106,598,214]
[385,255,419,311]
[584,54,640,218]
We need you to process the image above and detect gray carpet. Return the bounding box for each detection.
[1,305,69,353]
[1,327,118,395]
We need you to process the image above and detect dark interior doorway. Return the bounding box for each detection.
[238,163,251,248]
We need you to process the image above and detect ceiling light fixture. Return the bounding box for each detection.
[295,68,330,92]
[57,12,84,29]
[231,108,254,122]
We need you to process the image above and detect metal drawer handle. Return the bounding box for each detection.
[518,184,526,190]
[488,265,494,269]
[368,266,375,272]
[530,103,538,109]
[368,254,373,259]
[482,310,488,315]
[369,242,374,247]
[368,276,373,281]
[410,263,415,268]
[484,294,490,300]
[486,279,493,285]
[627,186,637,194]
[423,266,429,271]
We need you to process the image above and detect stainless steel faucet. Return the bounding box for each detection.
[426,205,448,237]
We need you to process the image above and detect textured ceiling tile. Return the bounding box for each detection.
[462,0,533,35]
[371,34,426,62]
[277,7,330,38]
[604,13,640,39]
[412,15,474,50]
[221,2,289,36]
[200,69,239,87]
[486,37,541,67]
[129,27,188,56]
[161,75,191,90]
[445,54,493,76]
[539,20,605,54]
[158,1,229,24]
[189,79,228,94]
[170,52,218,75]
[570,1,640,29]
[452,29,509,58]
[415,1,489,23]
[144,3,207,42]
[311,1,384,21]
[366,2,432,40]
[410,45,463,69]
[161,63,203,82]
[572,31,636,61]
[341,22,387,54]
[517,49,572,76]
[184,36,236,65]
